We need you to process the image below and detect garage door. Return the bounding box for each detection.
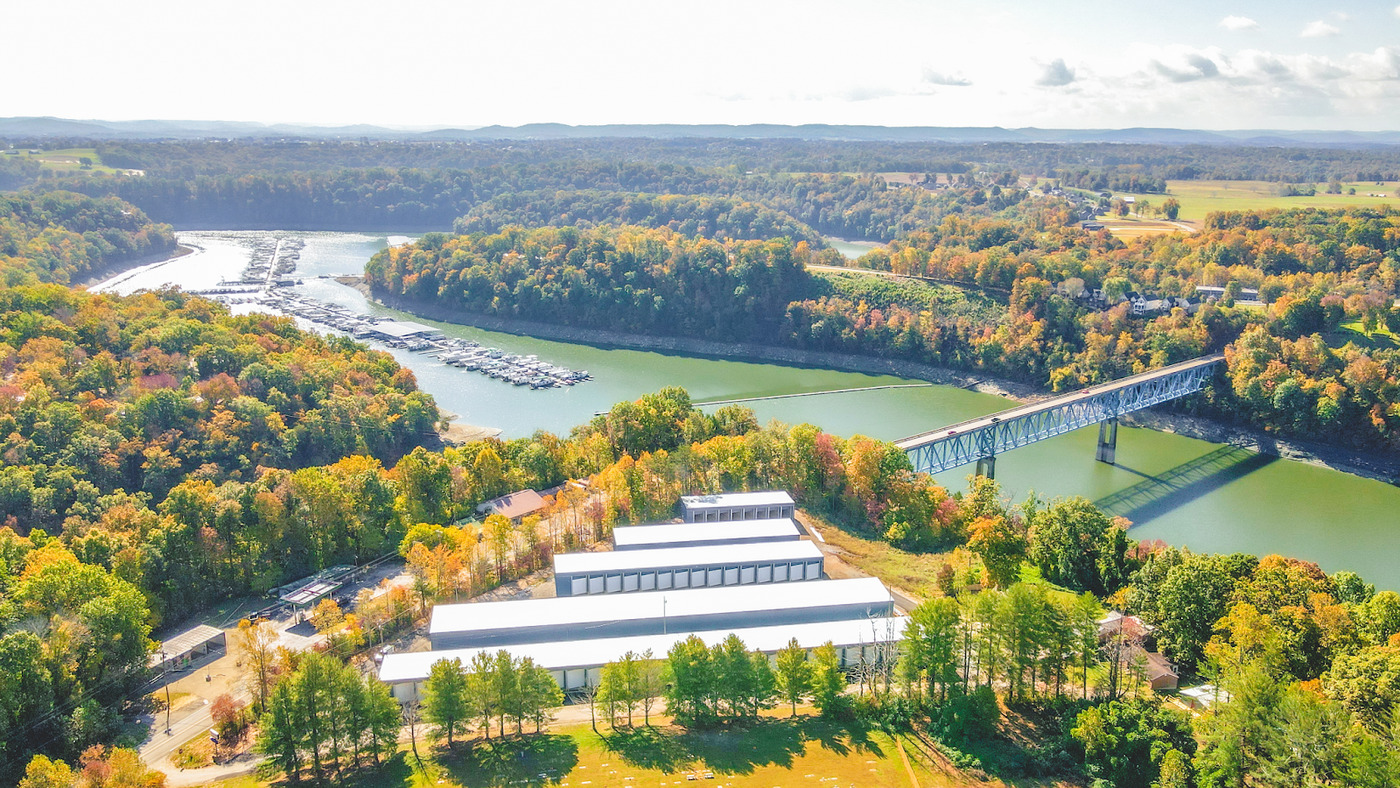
[588,575,605,594]
[606,574,623,593]
[773,563,788,582]
[657,570,673,589]
[756,565,772,583]
[707,567,723,587]
[724,567,740,585]
[623,573,639,592]
[674,569,690,588]
[639,572,656,591]
[805,562,821,580]
[740,566,755,584]
[570,577,587,596]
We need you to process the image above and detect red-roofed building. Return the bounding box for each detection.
[476,489,546,523]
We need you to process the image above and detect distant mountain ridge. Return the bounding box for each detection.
[3,116,1400,147]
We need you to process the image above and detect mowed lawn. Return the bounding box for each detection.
[202,713,1025,788]
[1122,180,1400,223]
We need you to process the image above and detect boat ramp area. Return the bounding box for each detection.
[266,293,591,390]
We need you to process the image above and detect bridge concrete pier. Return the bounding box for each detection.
[974,455,996,479]
[1096,418,1118,464]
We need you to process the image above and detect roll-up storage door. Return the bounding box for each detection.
[806,561,821,580]
[623,573,639,592]
[757,565,772,583]
[571,577,587,596]
[674,569,689,588]
[606,574,622,593]
[740,566,755,584]
[773,563,788,582]
[588,575,605,594]
[707,567,723,586]
[639,572,656,591]
[724,566,739,585]
[658,570,673,589]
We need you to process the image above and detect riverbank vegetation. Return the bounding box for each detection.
[372,201,1400,452]
[0,191,175,285]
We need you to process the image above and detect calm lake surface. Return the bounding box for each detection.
[97,231,1400,588]
[826,237,884,260]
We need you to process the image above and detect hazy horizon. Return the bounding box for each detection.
[6,0,1400,131]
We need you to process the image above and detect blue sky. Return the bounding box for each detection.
[5,0,1400,129]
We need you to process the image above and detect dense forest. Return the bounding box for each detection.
[5,137,1393,183]
[0,191,175,285]
[452,190,824,244]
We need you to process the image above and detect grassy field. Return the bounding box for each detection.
[4,146,132,175]
[202,713,1032,788]
[1123,180,1399,224]
[802,511,953,602]
[1335,318,1399,351]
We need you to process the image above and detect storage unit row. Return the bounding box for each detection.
[383,615,908,698]
[554,540,824,596]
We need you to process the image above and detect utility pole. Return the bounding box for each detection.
[162,649,172,735]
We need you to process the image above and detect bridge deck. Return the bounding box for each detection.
[896,354,1225,473]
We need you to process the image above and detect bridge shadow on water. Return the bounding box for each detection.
[1095,445,1277,525]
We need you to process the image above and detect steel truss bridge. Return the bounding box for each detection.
[896,354,1225,477]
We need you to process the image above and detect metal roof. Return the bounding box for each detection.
[680,490,794,510]
[281,579,339,606]
[382,615,908,683]
[555,540,822,575]
[368,320,440,338]
[613,518,800,549]
[429,576,892,636]
[152,624,224,662]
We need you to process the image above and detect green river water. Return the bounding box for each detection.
[97,231,1400,588]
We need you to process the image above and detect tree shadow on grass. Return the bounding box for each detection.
[602,725,698,773]
[266,752,416,788]
[602,715,883,777]
[798,714,881,760]
[678,718,806,774]
[438,734,579,788]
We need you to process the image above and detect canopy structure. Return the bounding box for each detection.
[150,624,226,672]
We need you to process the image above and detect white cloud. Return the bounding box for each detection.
[922,69,972,87]
[1154,53,1222,82]
[1394,4,1400,18]
[1301,20,1340,38]
[1220,15,1258,31]
[1036,58,1077,87]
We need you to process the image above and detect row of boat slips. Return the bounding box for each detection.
[381,616,909,699]
[553,540,825,596]
[428,577,895,650]
[612,517,802,550]
[680,490,796,522]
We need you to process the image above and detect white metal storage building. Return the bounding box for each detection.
[681,491,795,522]
[382,615,908,699]
[613,518,801,551]
[429,576,893,650]
[553,540,824,596]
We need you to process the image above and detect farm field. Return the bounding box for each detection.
[3,146,135,174]
[1130,180,1399,223]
